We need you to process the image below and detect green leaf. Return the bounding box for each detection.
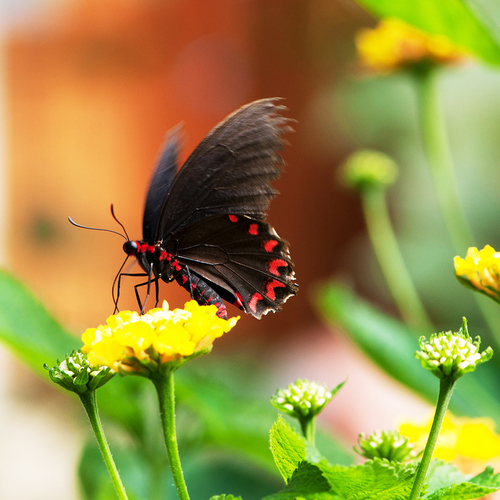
[355,0,500,66]
[425,460,467,495]
[469,466,500,487]
[316,282,500,423]
[0,271,78,375]
[425,481,500,499]
[263,461,335,500]
[318,458,416,499]
[270,415,308,482]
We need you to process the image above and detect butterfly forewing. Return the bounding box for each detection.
[152,98,292,240]
[142,127,182,241]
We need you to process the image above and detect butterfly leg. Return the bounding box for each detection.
[114,267,158,314]
[176,267,228,319]
[114,271,149,313]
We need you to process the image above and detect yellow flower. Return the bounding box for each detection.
[355,18,464,73]
[81,301,239,375]
[400,414,500,474]
[454,245,500,303]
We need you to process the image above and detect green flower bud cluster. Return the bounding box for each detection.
[354,430,417,462]
[342,150,398,191]
[45,350,115,394]
[271,379,334,420]
[415,318,493,381]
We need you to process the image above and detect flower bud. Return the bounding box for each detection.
[341,150,398,191]
[271,379,339,420]
[355,430,417,462]
[45,350,115,394]
[415,318,493,381]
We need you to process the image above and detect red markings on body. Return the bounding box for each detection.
[263,239,279,253]
[140,243,149,253]
[228,214,238,223]
[159,251,168,261]
[267,259,288,276]
[248,223,259,235]
[181,275,188,285]
[265,279,286,301]
[248,292,263,313]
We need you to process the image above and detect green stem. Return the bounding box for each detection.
[152,371,190,500]
[362,187,433,330]
[409,377,456,500]
[415,66,500,343]
[300,417,316,446]
[79,391,129,500]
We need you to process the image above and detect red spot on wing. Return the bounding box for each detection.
[267,259,288,276]
[265,279,286,301]
[248,292,263,313]
[233,291,244,309]
[263,240,279,253]
[229,214,238,223]
[248,223,259,235]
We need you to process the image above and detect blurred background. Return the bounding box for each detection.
[2,0,500,498]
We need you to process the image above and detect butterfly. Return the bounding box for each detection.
[116,98,298,319]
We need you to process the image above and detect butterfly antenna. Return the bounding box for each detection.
[68,216,127,240]
[110,204,130,241]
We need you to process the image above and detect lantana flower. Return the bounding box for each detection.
[400,414,500,475]
[355,18,464,74]
[81,300,239,376]
[454,245,500,304]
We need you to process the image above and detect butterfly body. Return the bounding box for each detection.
[122,98,298,319]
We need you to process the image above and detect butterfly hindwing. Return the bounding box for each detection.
[170,214,297,319]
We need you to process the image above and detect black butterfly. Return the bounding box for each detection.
[117,98,298,319]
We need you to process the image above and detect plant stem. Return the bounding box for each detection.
[409,377,456,500]
[152,371,190,500]
[79,391,129,500]
[415,66,500,342]
[300,417,316,446]
[362,187,433,330]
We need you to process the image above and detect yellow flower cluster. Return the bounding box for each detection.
[81,301,239,373]
[400,415,500,474]
[355,18,464,73]
[454,245,500,302]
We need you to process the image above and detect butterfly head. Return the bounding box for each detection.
[123,240,140,256]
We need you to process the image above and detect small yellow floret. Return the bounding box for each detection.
[81,301,239,373]
[355,18,464,73]
[454,245,500,301]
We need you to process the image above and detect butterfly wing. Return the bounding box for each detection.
[142,126,182,242]
[171,214,298,319]
[153,98,292,240]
